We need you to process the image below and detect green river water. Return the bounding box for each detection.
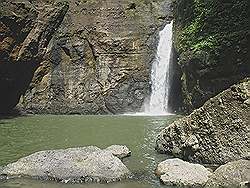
[0,115,180,188]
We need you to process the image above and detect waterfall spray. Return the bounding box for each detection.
[146,21,173,115]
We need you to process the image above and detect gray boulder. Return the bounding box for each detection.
[104,145,131,159]
[156,158,211,187]
[206,160,250,187]
[1,146,131,183]
[156,80,250,165]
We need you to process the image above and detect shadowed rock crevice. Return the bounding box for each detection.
[0,1,69,114]
[173,0,250,113]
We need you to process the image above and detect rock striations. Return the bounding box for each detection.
[0,0,69,113]
[0,0,173,114]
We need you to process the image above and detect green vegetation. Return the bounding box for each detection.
[174,0,249,57]
[173,0,249,112]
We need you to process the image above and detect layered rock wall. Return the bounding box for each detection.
[0,1,68,113]
[16,0,173,114]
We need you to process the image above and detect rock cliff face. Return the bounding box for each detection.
[156,79,250,165]
[173,0,250,112]
[0,1,68,113]
[11,0,173,114]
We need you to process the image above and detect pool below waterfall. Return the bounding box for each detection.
[0,115,181,188]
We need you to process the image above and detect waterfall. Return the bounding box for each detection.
[146,21,173,115]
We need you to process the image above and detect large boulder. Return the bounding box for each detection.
[205,160,250,188]
[156,158,211,187]
[156,79,250,165]
[1,146,131,183]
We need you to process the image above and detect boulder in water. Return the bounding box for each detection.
[1,146,132,183]
[156,80,250,164]
[205,160,250,187]
[156,158,211,187]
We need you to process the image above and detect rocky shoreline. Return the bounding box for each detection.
[1,145,249,187]
[155,79,250,187]
[0,0,249,187]
[155,158,250,187]
[156,79,250,165]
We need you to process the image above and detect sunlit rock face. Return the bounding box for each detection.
[12,0,173,115]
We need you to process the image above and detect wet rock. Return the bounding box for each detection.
[156,158,211,187]
[104,145,131,159]
[205,160,250,187]
[2,146,131,183]
[156,80,250,165]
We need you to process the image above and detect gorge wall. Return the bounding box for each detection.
[11,0,173,115]
[0,1,68,114]
[172,0,250,112]
[1,0,248,114]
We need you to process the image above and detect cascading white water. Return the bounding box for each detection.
[146,21,173,115]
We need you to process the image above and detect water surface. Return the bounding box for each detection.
[0,115,180,188]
